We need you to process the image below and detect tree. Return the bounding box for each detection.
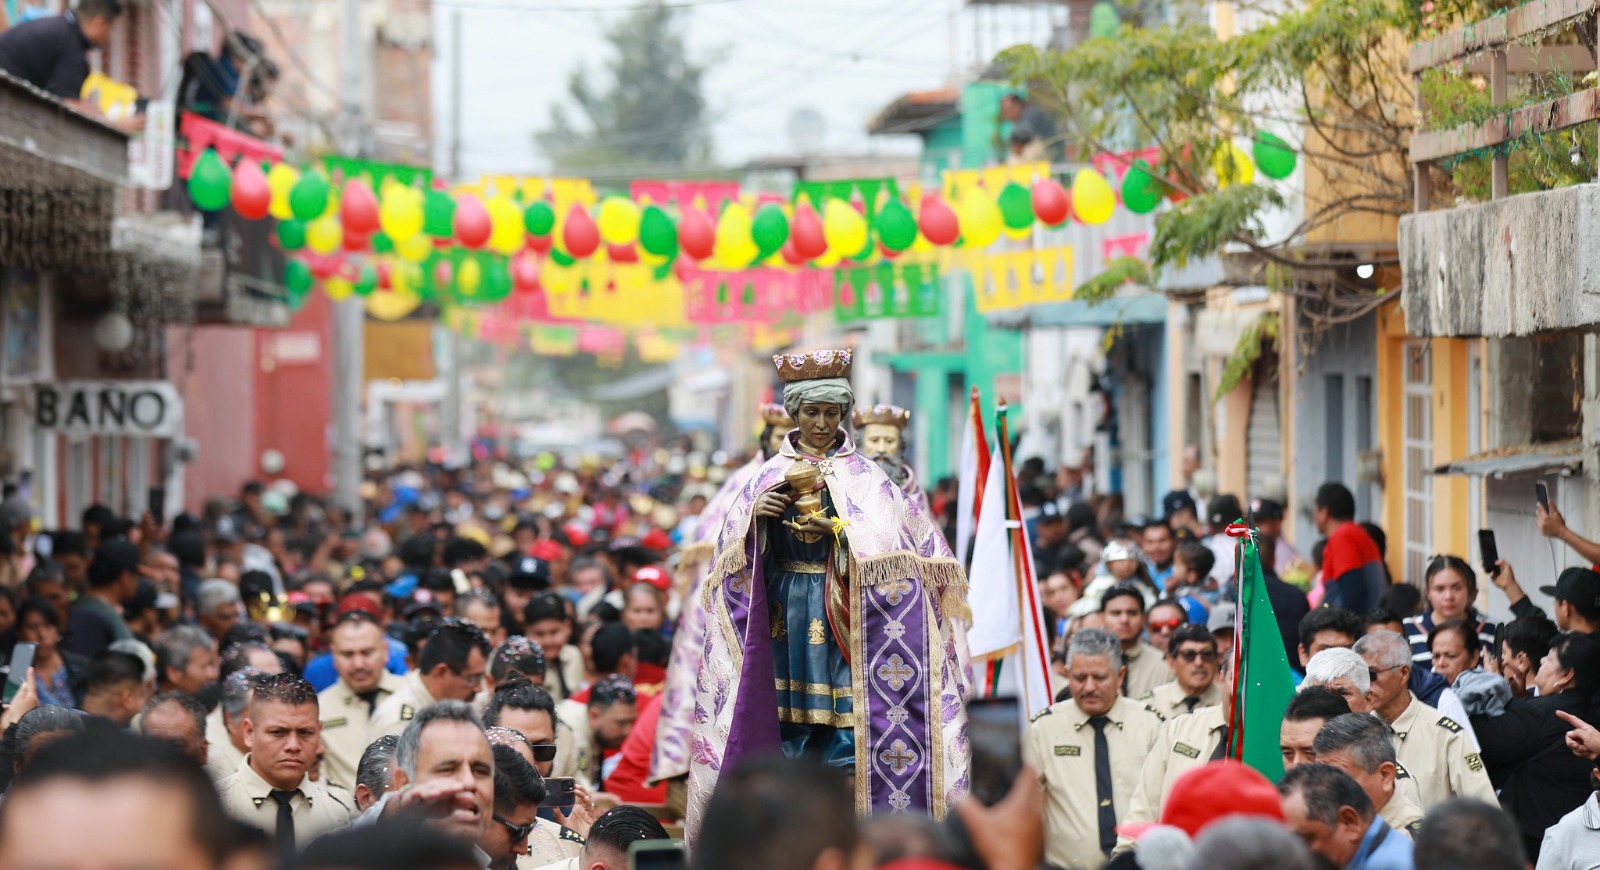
[536,1,716,176]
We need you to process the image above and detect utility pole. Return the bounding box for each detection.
[332,0,366,521]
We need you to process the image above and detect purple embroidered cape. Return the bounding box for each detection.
[686,432,970,835]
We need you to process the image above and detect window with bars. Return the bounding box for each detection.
[1402,341,1433,587]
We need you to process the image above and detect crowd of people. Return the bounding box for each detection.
[0,424,1598,870]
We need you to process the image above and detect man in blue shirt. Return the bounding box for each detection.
[1279,763,1414,870]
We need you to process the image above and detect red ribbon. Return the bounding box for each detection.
[1225,521,1251,538]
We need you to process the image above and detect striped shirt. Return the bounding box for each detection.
[1401,610,1499,672]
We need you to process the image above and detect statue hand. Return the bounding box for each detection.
[755,491,791,519]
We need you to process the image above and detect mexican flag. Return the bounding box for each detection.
[1224,534,1298,781]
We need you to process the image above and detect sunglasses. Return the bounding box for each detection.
[1176,649,1219,663]
[494,814,536,842]
[1149,619,1185,632]
[1368,665,1403,682]
[530,743,558,763]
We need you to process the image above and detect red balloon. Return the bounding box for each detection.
[308,254,341,279]
[377,261,393,290]
[527,233,553,254]
[340,179,381,235]
[779,239,805,266]
[563,204,600,258]
[434,260,453,287]
[790,202,827,259]
[878,242,901,260]
[607,243,639,263]
[454,194,492,248]
[1031,178,1071,226]
[511,252,539,290]
[343,230,370,253]
[678,207,715,260]
[231,160,271,220]
[918,195,960,246]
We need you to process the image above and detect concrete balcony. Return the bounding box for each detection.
[1399,183,1600,338]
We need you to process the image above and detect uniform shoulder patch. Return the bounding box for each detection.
[1173,742,1201,759]
[321,717,348,729]
[1436,716,1463,733]
[1406,820,1424,837]
[1144,704,1166,721]
[1395,762,1412,779]
[559,826,586,844]
[400,704,415,721]
[1030,707,1053,724]
[1136,689,1155,701]
[1465,752,1484,772]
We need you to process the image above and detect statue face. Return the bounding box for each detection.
[764,425,789,456]
[795,403,843,451]
[861,424,903,459]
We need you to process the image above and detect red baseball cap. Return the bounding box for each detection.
[529,539,564,561]
[563,524,590,548]
[640,528,673,552]
[338,595,383,618]
[633,565,670,592]
[1118,761,1283,839]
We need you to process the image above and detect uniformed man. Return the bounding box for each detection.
[318,612,406,790]
[206,669,263,782]
[1279,686,1351,771]
[1356,630,1496,808]
[1024,627,1165,870]
[373,701,495,852]
[1114,652,1235,854]
[215,674,353,855]
[555,674,639,789]
[1102,586,1172,699]
[485,673,567,778]
[1140,624,1223,717]
[524,593,587,703]
[486,743,561,870]
[530,805,670,870]
[1313,712,1427,839]
[372,618,491,739]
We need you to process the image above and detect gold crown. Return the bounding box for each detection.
[760,403,793,426]
[772,349,853,383]
[853,404,911,428]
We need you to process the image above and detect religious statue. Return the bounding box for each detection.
[650,404,792,795]
[853,404,934,522]
[688,350,970,832]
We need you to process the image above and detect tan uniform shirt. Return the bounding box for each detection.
[1122,642,1174,700]
[216,755,354,846]
[1386,694,1495,809]
[205,707,247,783]
[1024,695,1166,870]
[318,671,405,790]
[370,671,439,739]
[519,819,585,868]
[1380,787,1426,839]
[556,698,597,786]
[549,719,584,780]
[547,647,586,703]
[1138,681,1223,719]
[1116,705,1228,853]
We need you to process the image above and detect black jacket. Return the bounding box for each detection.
[1472,689,1596,843]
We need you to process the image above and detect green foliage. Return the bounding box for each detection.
[536,1,716,175]
[1215,311,1280,402]
[1075,256,1151,303]
[1150,183,1285,269]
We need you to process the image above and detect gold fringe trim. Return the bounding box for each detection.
[675,540,716,590]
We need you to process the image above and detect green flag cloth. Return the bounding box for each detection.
[1229,535,1297,781]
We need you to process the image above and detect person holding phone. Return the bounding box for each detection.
[1400,556,1539,675]
[1537,499,1600,568]
[13,597,86,707]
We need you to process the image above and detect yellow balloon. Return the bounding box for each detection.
[367,289,421,321]
[457,258,482,295]
[325,277,354,301]
[822,199,868,256]
[715,202,758,268]
[380,186,424,242]
[487,196,525,256]
[1072,169,1116,225]
[1213,141,1256,188]
[397,233,433,263]
[596,197,641,246]
[267,164,300,221]
[957,187,1003,248]
[307,216,343,255]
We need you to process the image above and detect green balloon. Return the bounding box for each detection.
[751,204,789,259]
[354,265,377,296]
[998,182,1035,231]
[187,148,232,212]
[1089,1,1120,38]
[652,260,675,281]
[1122,161,1163,214]
[480,259,512,302]
[425,190,457,238]
[549,249,576,266]
[1253,131,1297,180]
[639,205,677,256]
[288,171,330,222]
[277,220,308,251]
[371,233,394,254]
[524,201,556,236]
[285,259,313,296]
[876,198,918,251]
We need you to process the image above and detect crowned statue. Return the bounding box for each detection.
[688,350,970,831]
[853,404,934,522]
[650,403,793,797]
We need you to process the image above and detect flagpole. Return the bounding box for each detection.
[995,400,1053,715]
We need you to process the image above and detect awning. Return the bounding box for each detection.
[1431,440,1586,477]
[991,291,1169,329]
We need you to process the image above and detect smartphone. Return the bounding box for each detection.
[629,839,686,870]
[540,776,576,808]
[966,696,1023,806]
[4,642,36,703]
[1536,482,1551,511]
[148,486,167,521]
[1478,529,1500,578]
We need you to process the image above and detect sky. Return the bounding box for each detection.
[431,0,1054,179]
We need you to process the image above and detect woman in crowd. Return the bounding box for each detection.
[1470,630,1600,861]
[1403,556,1499,672]
[13,597,86,708]
[1429,619,1482,687]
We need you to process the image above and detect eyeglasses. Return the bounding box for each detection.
[1149,619,1185,632]
[1176,649,1219,663]
[1368,665,1403,682]
[529,743,558,763]
[494,814,537,842]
